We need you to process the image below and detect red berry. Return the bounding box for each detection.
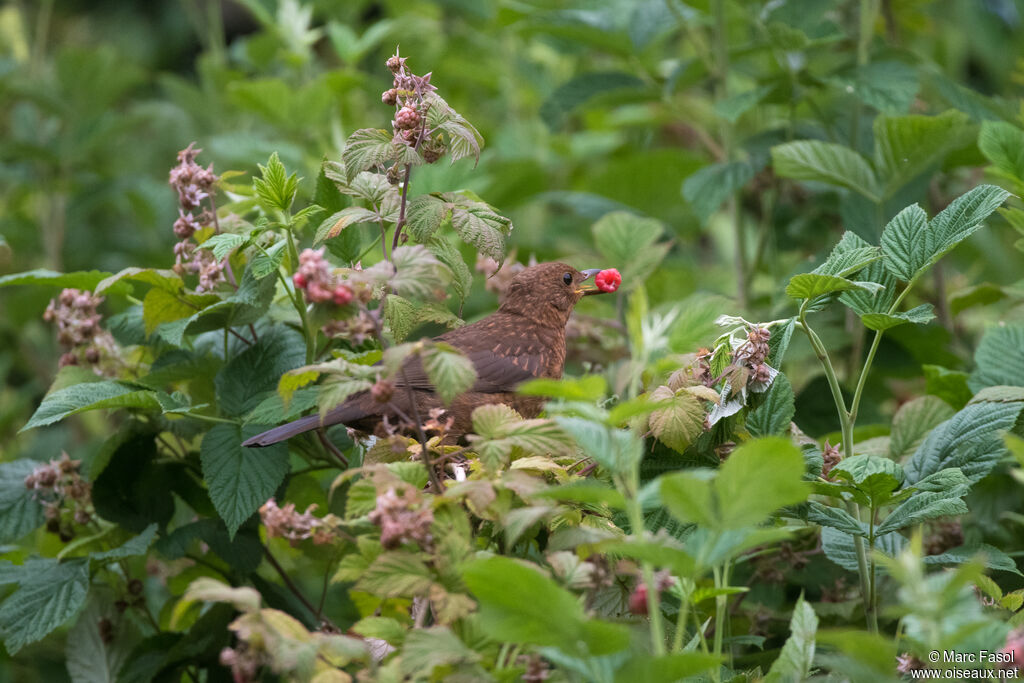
[628,584,649,615]
[333,285,353,306]
[292,273,307,289]
[395,106,421,131]
[594,268,622,293]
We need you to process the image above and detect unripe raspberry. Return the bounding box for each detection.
[594,268,622,293]
[748,327,771,343]
[753,363,772,384]
[628,583,649,615]
[382,89,398,106]
[292,272,307,290]
[395,106,421,131]
[401,129,418,143]
[332,285,353,306]
[422,140,446,164]
[386,55,403,72]
[386,165,402,185]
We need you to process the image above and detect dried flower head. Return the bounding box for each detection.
[169,144,224,292]
[24,452,93,540]
[368,486,433,550]
[43,288,118,371]
[259,498,338,547]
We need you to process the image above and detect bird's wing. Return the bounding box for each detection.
[396,342,546,393]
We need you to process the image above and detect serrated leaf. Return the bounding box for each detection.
[764,595,817,682]
[830,60,919,115]
[822,526,906,572]
[771,141,879,200]
[22,381,163,430]
[406,195,451,243]
[861,304,935,331]
[201,232,247,261]
[970,324,1024,392]
[806,502,867,536]
[0,269,126,294]
[384,294,461,343]
[554,418,641,474]
[928,185,1010,267]
[449,203,510,262]
[875,491,968,535]
[648,385,706,453]
[980,121,1024,183]
[785,273,869,300]
[591,211,668,287]
[889,396,956,460]
[66,593,139,683]
[830,455,905,507]
[813,235,881,278]
[746,373,795,437]
[341,129,393,182]
[0,558,89,654]
[873,111,974,198]
[399,626,479,677]
[426,236,471,308]
[390,244,451,300]
[969,385,1024,404]
[216,327,306,417]
[95,267,182,295]
[904,400,1024,484]
[422,343,476,405]
[314,207,379,244]
[251,240,288,279]
[200,424,290,537]
[90,524,158,563]
[0,460,45,543]
[880,203,932,282]
[254,152,299,212]
[339,171,395,205]
[923,544,1022,575]
[682,161,754,225]
[354,552,433,597]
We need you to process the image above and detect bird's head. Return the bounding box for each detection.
[498,262,611,327]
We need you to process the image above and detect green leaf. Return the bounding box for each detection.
[980,121,1024,186]
[830,61,919,114]
[661,437,809,530]
[215,327,306,417]
[771,141,879,200]
[341,128,393,182]
[813,234,881,278]
[390,245,452,300]
[449,201,510,261]
[879,203,931,282]
[426,236,472,308]
[66,594,139,683]
[830,455,905,507]
[969,385,1024,404]
[530,481,626,510]
[861,304,935,331]
[313,207,379,244]
[873,111,973,197]
[0,558,89,654]
[0,460,45,543]
[406,194,451,243]
[746,373,795,437]
[353,551,433,597]
[970,324,1024,392]
[95,267,183,295]
[923,365,973,410]
[822,526,906,572]
[713,85,774,123]
[554,418,642,475]
[647,385,706,452]
[889,396,956,461]
[540,72,645,129]
[351,616,406,645]
[200,424,290,537]
[682,162,754,225]
[384,294,462,343]
[91,524,158,563]
[592,211,665,276]
[250,241,287,279]
[904,400,1024,484]
[928,185,1011,265]
[253,152,299,212]
[0,269,126,294]
[875,491,968,535]
[461,555,630,656]
[923,544,1022,575]
[765,595,818,683]
[613,653,720,682]
[422,342,476,405]
[200,233,247,261]
[142,288,207,336]
[517,375,608,401]
[835,234,898,316]
[785,273,872,300]
[22,381,163,430]
[599,539,695,577]
[399,626,479,677]
[806,502,867,536]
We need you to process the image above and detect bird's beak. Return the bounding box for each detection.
[576,269,608,296]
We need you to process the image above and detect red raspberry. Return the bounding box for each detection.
[292,273,306,289]
[594,268,622,293]
[333,285,353,306]
[628,583,649,615]
[395,106,421,131]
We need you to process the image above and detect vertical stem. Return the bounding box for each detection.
[391,164,413,252]
[671,585,691,653]
[850,0,880,150]
[284,228,316,364]
[624,469,665,655]
[867,506,879,632]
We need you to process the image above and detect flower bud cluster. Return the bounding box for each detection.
[821,439,842,478]
[219,643,262,683]
[24,452,93,541]
[43,288,117,370]
[323,309,377,343]
[168,143,223,292]
[368,486,433,550]
[259,498,338,547]
[382,50,446,164]
[732,326,772,384]
[292,248,353,306]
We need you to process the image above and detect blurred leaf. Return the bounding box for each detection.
[682,161,754,225]
[540,72,645,129]
[765,594,818,682]
[714,86,775,123]
[923,544,1022,575]
[861,304,935,331]
[390,244,452,300]
[90,524,158,563]
[923,365,973,410]
[354,552,433,598]
[399,626,479,677]
[771,141,879,200]
[830,61,919,114]
[979,121,1024,184]
[422,342,476,405]
[613,652,719,682]
[889,396,956,461]
[969,324,1024,392]
[873,111,974,198]
[0,269,128,294]
[0,460,45,544]
[66,594,139,683]
[518,375,608,401]
[0,558,89,654]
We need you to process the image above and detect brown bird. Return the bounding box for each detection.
[242,262,610,447]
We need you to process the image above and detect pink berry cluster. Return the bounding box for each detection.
[168,143,224,292]
[368,486,434,550]
[733,325,773,385]
[24,452,93,541]
[292,248,353,306]
[382,49,446,165]
[258,498,338,547]
[43,288,116,369]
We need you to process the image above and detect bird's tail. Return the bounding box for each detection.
[243,413,326,448]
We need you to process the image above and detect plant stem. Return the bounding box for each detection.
[850,0,880,150]
[284,227,316,364]
[671,584,692,653]
[263,545,334,628]
[867,505,879,632]
[624,470,665,655]
[391,164,413,252]
[712,565,726,681]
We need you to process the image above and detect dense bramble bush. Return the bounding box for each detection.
[3,2,1024,682]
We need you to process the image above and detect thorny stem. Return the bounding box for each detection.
[263,545,335,628]
[391,163,413,252]
[283,225,316,364]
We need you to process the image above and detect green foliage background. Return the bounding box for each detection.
[3,0,1024,681]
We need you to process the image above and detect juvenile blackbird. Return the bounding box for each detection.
[243,262,610,447]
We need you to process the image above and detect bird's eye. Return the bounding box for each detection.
[562,272,573,286]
